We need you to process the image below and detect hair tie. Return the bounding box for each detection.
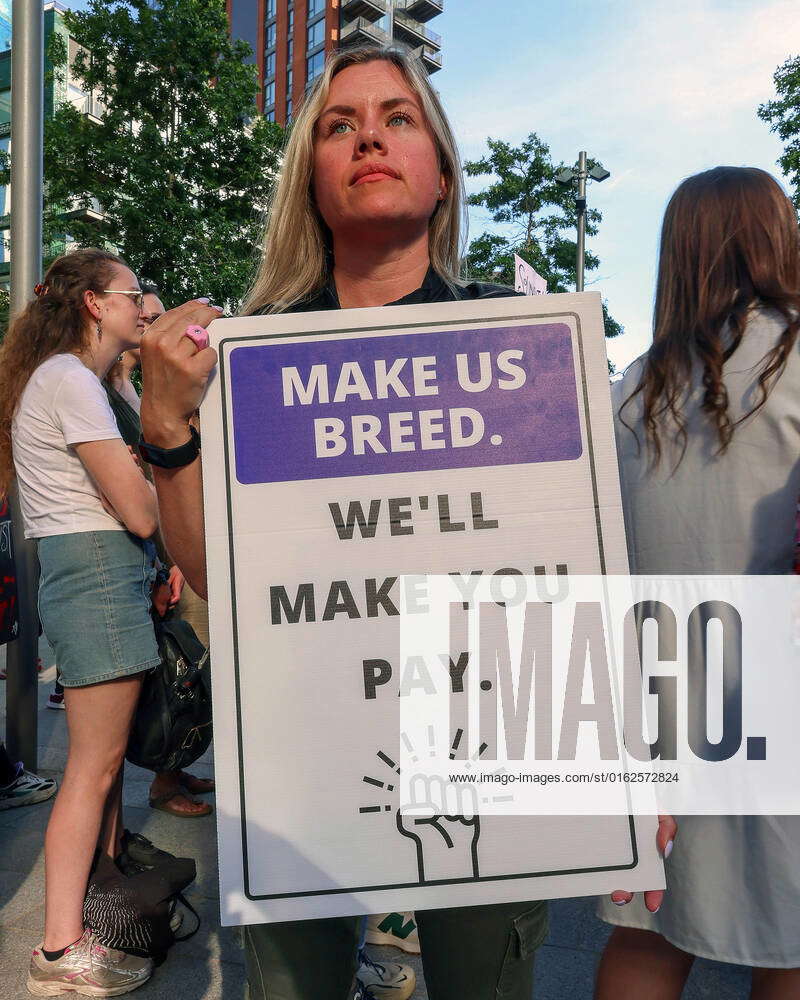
[33,283,48,297]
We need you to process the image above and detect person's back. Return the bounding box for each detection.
[596,165,800,1000]
[614,305,800,575]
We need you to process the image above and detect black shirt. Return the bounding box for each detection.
[253,266,521,314]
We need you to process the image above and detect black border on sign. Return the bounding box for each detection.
[217,308,638,901]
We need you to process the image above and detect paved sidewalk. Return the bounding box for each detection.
[0,643,752,999]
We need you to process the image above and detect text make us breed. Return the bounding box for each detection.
[282,349,527,458]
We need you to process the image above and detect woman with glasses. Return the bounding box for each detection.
[0,248,158,996]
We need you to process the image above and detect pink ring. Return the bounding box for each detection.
[184,325,209,351]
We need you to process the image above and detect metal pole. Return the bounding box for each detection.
[575,150,587,293]
[5,0,43,768]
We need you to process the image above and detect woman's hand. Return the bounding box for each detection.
[167,566,186,607]
[609,814,676,912]
[139,299,222,447]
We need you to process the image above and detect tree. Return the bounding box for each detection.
[463,134,623,341]
[758,56,800,209]
[6,0,285,309]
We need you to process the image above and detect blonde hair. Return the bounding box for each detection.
[240,44,466,315]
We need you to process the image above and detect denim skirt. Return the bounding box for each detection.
[38,530,161,687]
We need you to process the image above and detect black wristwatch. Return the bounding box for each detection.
[138,425,201,469]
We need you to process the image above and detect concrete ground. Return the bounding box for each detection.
[0,641,752,999]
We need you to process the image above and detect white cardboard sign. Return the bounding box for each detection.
[200,292,663,925]
[514,254,548,295]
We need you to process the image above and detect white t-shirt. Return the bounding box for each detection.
[13,354,125,538]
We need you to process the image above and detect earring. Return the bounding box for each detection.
[117,354,123,363]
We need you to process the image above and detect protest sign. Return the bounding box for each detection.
[201,292,663,925]
[514,254,547,295]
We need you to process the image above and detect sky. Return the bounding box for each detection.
[61,0,798,369]
[432,0,799,369]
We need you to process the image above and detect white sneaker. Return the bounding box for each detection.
[365,913,420,954]
[27,928,152,996]
[357,949,416,999]
[0,763,57,810]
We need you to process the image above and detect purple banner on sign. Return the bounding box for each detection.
[229,324,582,484]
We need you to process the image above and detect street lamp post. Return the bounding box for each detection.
[556,151,610,293]
[6,0,44,767]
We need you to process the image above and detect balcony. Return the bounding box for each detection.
[417,45,442,73]
[339,17,390,47]
[392,10,441,50]
[396,0,443,23]
[340,0,387,23]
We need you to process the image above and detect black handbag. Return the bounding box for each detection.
[126,614,212,773]
[83,851,198,963]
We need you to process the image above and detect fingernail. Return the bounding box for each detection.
[196,296,210,303]
[612,898,630,906]
[664,839,674,859]
[651,905,661,913]
[212,305,224,312]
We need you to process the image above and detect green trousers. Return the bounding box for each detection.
[244,899,548,1000]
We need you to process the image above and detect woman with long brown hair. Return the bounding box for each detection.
[0,248,160,996]
[595,167,800,998]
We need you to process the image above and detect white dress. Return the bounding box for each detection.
[597,307,800,966]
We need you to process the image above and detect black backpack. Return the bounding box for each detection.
[126,614,212,773]
[83,851,198,964]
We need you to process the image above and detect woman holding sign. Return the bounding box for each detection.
[596,167,800,998]
[139,43,674,1000]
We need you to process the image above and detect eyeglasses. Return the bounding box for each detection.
[103,289,144,310]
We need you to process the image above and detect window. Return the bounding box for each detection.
[265,0,276,17]
[264,80,275,105]
[307,50,324,81]
[265,51,276,78]
[308,0,325,16]
[287,67,293,90]
[265,109,275,122]
[266,21,276,49]
[307,18,325,51]
[288,7,294,30]
[288,38,294,60]
[286,98,293,123]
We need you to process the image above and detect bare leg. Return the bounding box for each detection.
[595,927,695,1000]
[98,766,124,861]
[751,968,800,999]
[43,674,143,951]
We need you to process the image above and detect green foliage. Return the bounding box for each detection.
[758,56,800,209]
[463,134,622,342]
[2,0,285,308]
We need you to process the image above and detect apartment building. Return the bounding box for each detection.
[227,0,443,125]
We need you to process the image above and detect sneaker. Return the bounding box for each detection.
[365,913,420,954]
[27,928,152,996]
[353,982,378,1000]
[357,949,416,1000]
[0,763,57,810]
[119,830,176,871]
[47,692,66,710]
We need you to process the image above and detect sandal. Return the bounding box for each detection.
[148,790,212,818]
[177,771,215,795]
